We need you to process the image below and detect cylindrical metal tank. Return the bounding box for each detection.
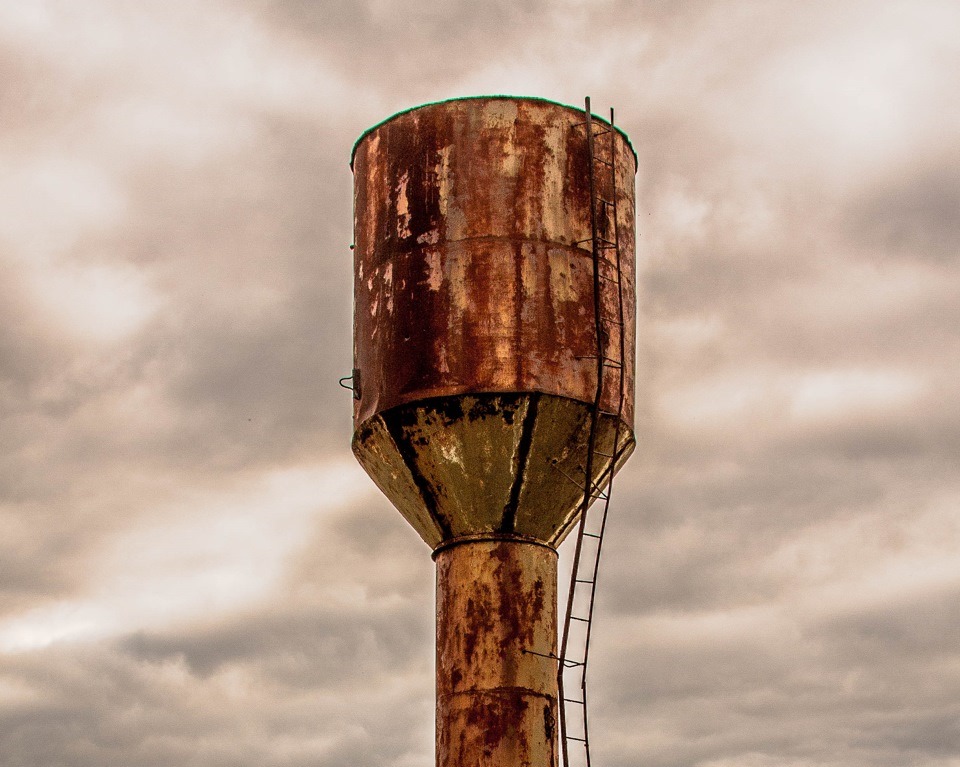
[351,97,637,548]
[350,96,637,767]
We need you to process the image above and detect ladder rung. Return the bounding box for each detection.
[564,698,585,705]
[583,532,601,539]
[571,615,589,622]
[595,158,613,168]
[573,117,612,133]
[574,354,620,363]
[575,578,595,584]
[562,659,585,668]
[522,649,561,663]
[552,464,608,499]
[575,238,618,251]
[598,273,620,283]
[568,735,587,742]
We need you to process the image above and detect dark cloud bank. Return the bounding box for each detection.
[1,1,959,765]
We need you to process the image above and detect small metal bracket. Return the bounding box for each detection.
[338,368,362,400]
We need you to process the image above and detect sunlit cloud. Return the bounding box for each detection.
[788,369,924,421]
[24,261,161,343]
[0,462,371,651]
[0,157,126,257]
[658,366,925,429]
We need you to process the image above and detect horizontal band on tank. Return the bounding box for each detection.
[431,532,560,560]
[436,688,557,703]
[354,390,635,436]
[350,94,638,170]
[358,234,641,281]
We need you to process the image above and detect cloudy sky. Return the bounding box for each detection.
[2,0,959,765]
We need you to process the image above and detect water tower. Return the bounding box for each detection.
[349,96,636,767]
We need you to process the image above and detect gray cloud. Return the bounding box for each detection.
[1,0,959,765]
[844,162,960,264]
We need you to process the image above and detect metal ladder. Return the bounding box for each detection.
[557,97,629,767]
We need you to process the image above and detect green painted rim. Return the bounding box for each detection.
[349,94,638,170]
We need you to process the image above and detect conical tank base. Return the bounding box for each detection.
[352,393,634,549]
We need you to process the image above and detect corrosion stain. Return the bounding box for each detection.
[544,702,555,744]
[461,594,495,666]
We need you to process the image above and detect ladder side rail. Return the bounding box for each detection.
[559,94,606,767]
[560,99,631,767]
[579,109,628,706]
[580,103,626,767]
[577,106,627,767]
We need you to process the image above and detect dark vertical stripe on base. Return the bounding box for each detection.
[500,392,541,533]
[383,411,454,540]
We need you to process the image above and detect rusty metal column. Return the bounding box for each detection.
[435,537,559,767]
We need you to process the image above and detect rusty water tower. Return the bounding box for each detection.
[349,96,636,767]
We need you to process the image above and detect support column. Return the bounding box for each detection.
[435,537,559,767]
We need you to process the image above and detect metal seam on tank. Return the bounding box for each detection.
[437,689,556,703]
[500,392,540,533]
[431,532,558,559]
[360,251,636,314]
[364,233,637,262]
[358,392,634,436]
[383,414,454,539]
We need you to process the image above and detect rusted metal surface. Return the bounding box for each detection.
[349,97,639,767]
[435,538,558,767]
[351,97,637,548]
[352,97,636,428]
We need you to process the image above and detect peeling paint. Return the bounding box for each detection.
[383,261,393,315]
[425,250,443,292]
[417,229,440,245]
[396,171,412,239]
[435,432,464,467]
